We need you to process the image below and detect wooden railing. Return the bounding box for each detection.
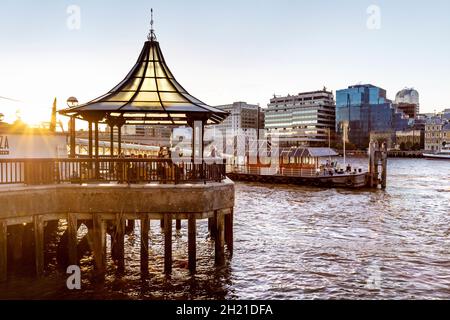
[0,158,226,185]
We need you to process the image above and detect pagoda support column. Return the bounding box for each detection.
[88,121,93,159]
[69,117,76,158]
[94,122,100,179]
[110,124,115,157]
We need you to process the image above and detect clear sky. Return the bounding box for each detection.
[0,0,449,124]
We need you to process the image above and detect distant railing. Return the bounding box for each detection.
[227,165,364,177]
[0,158,226,185]
[227,165,318,177]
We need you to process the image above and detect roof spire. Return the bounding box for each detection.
[147,8,157,41]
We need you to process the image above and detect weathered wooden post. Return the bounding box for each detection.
[0,221,7,282]
[164,214,172,274]
[176,219,181,231]
[140,214,150,275]
[188,215,196,273]
[368,142,376,188]
[126,219,135,234]
[115,214,125,273]
[67,213,78,266]
[9,225,24,263]
[209,214,217,240]
[33,215,44,277]
[92,214,106,280]
[381,143,388,189]
[224,209,234,257]
[160,218,165,230]
[214,210,225,266]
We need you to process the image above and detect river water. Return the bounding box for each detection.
[1,158,450,299]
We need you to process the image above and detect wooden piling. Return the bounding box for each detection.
[126,219,135,234]
[92,214,106,280]
[160,218,164,230]
[176,219,181,230]
[188,215,196,273]
[224,209,234,257]
[115,214,125,273]
[164,214,172,274]
[33,215,44,277]
[10,225,24,263]
[67,213,78,266]
[0,221,7,282]
[140,214,150,275]
[381,145,388,189]
[214,210,225,266]
[209,214,217,240]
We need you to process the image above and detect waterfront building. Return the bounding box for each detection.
[111,125,172,147]
[0,122,67,159]
[395,129,424,150]
[442,108,450,121]
[425,117,450,151]
[395,88,420,119]
[336,84,408,149]
[213,102,265,137]
[265,89,335,147]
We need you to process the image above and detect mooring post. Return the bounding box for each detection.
[381,144,388,189]
[160,218,165,230]
[140,214,150,275]
[0,221,7,282]
[33,215,44,277]
[188,215,196,273]
[224,209,234,257]
[67,213,78,266]
[115,214,125,273]
[176,219,181,231]
[215,210,225,266]
[92,214,106,280]
[164,214,172,274]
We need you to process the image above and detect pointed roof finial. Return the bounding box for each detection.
[147,8,157,41]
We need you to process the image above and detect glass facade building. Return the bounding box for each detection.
[336,84,406,148]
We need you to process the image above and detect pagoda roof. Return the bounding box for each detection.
[59,30,228,126]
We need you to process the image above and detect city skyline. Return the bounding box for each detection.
[1,0,450,124]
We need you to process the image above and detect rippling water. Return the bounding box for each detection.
[1,158,450,300]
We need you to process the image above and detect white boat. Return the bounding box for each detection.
[423,146,450,159]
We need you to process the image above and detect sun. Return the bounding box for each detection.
[19,107,52,126]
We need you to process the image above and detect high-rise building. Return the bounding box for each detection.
[214,102,264,137]
[265,89,335,147]
[336,84,407,148]
[395,88,420,119]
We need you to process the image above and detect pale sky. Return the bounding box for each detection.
[0,0,449,124]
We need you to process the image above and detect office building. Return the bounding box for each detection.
[265,89,335,147]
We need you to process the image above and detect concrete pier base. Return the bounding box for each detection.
[188,215,196,273]
[0,180,234,281]
[67,213,78,266]
[33,215,44,277]
[164,214,172,274]
[214,210,225,266]
[0,221,7,282]
[225,209,234,257]
[92,214,106,280]
[140,214,149,275]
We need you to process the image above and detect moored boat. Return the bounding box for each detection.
[423,146,450,160]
